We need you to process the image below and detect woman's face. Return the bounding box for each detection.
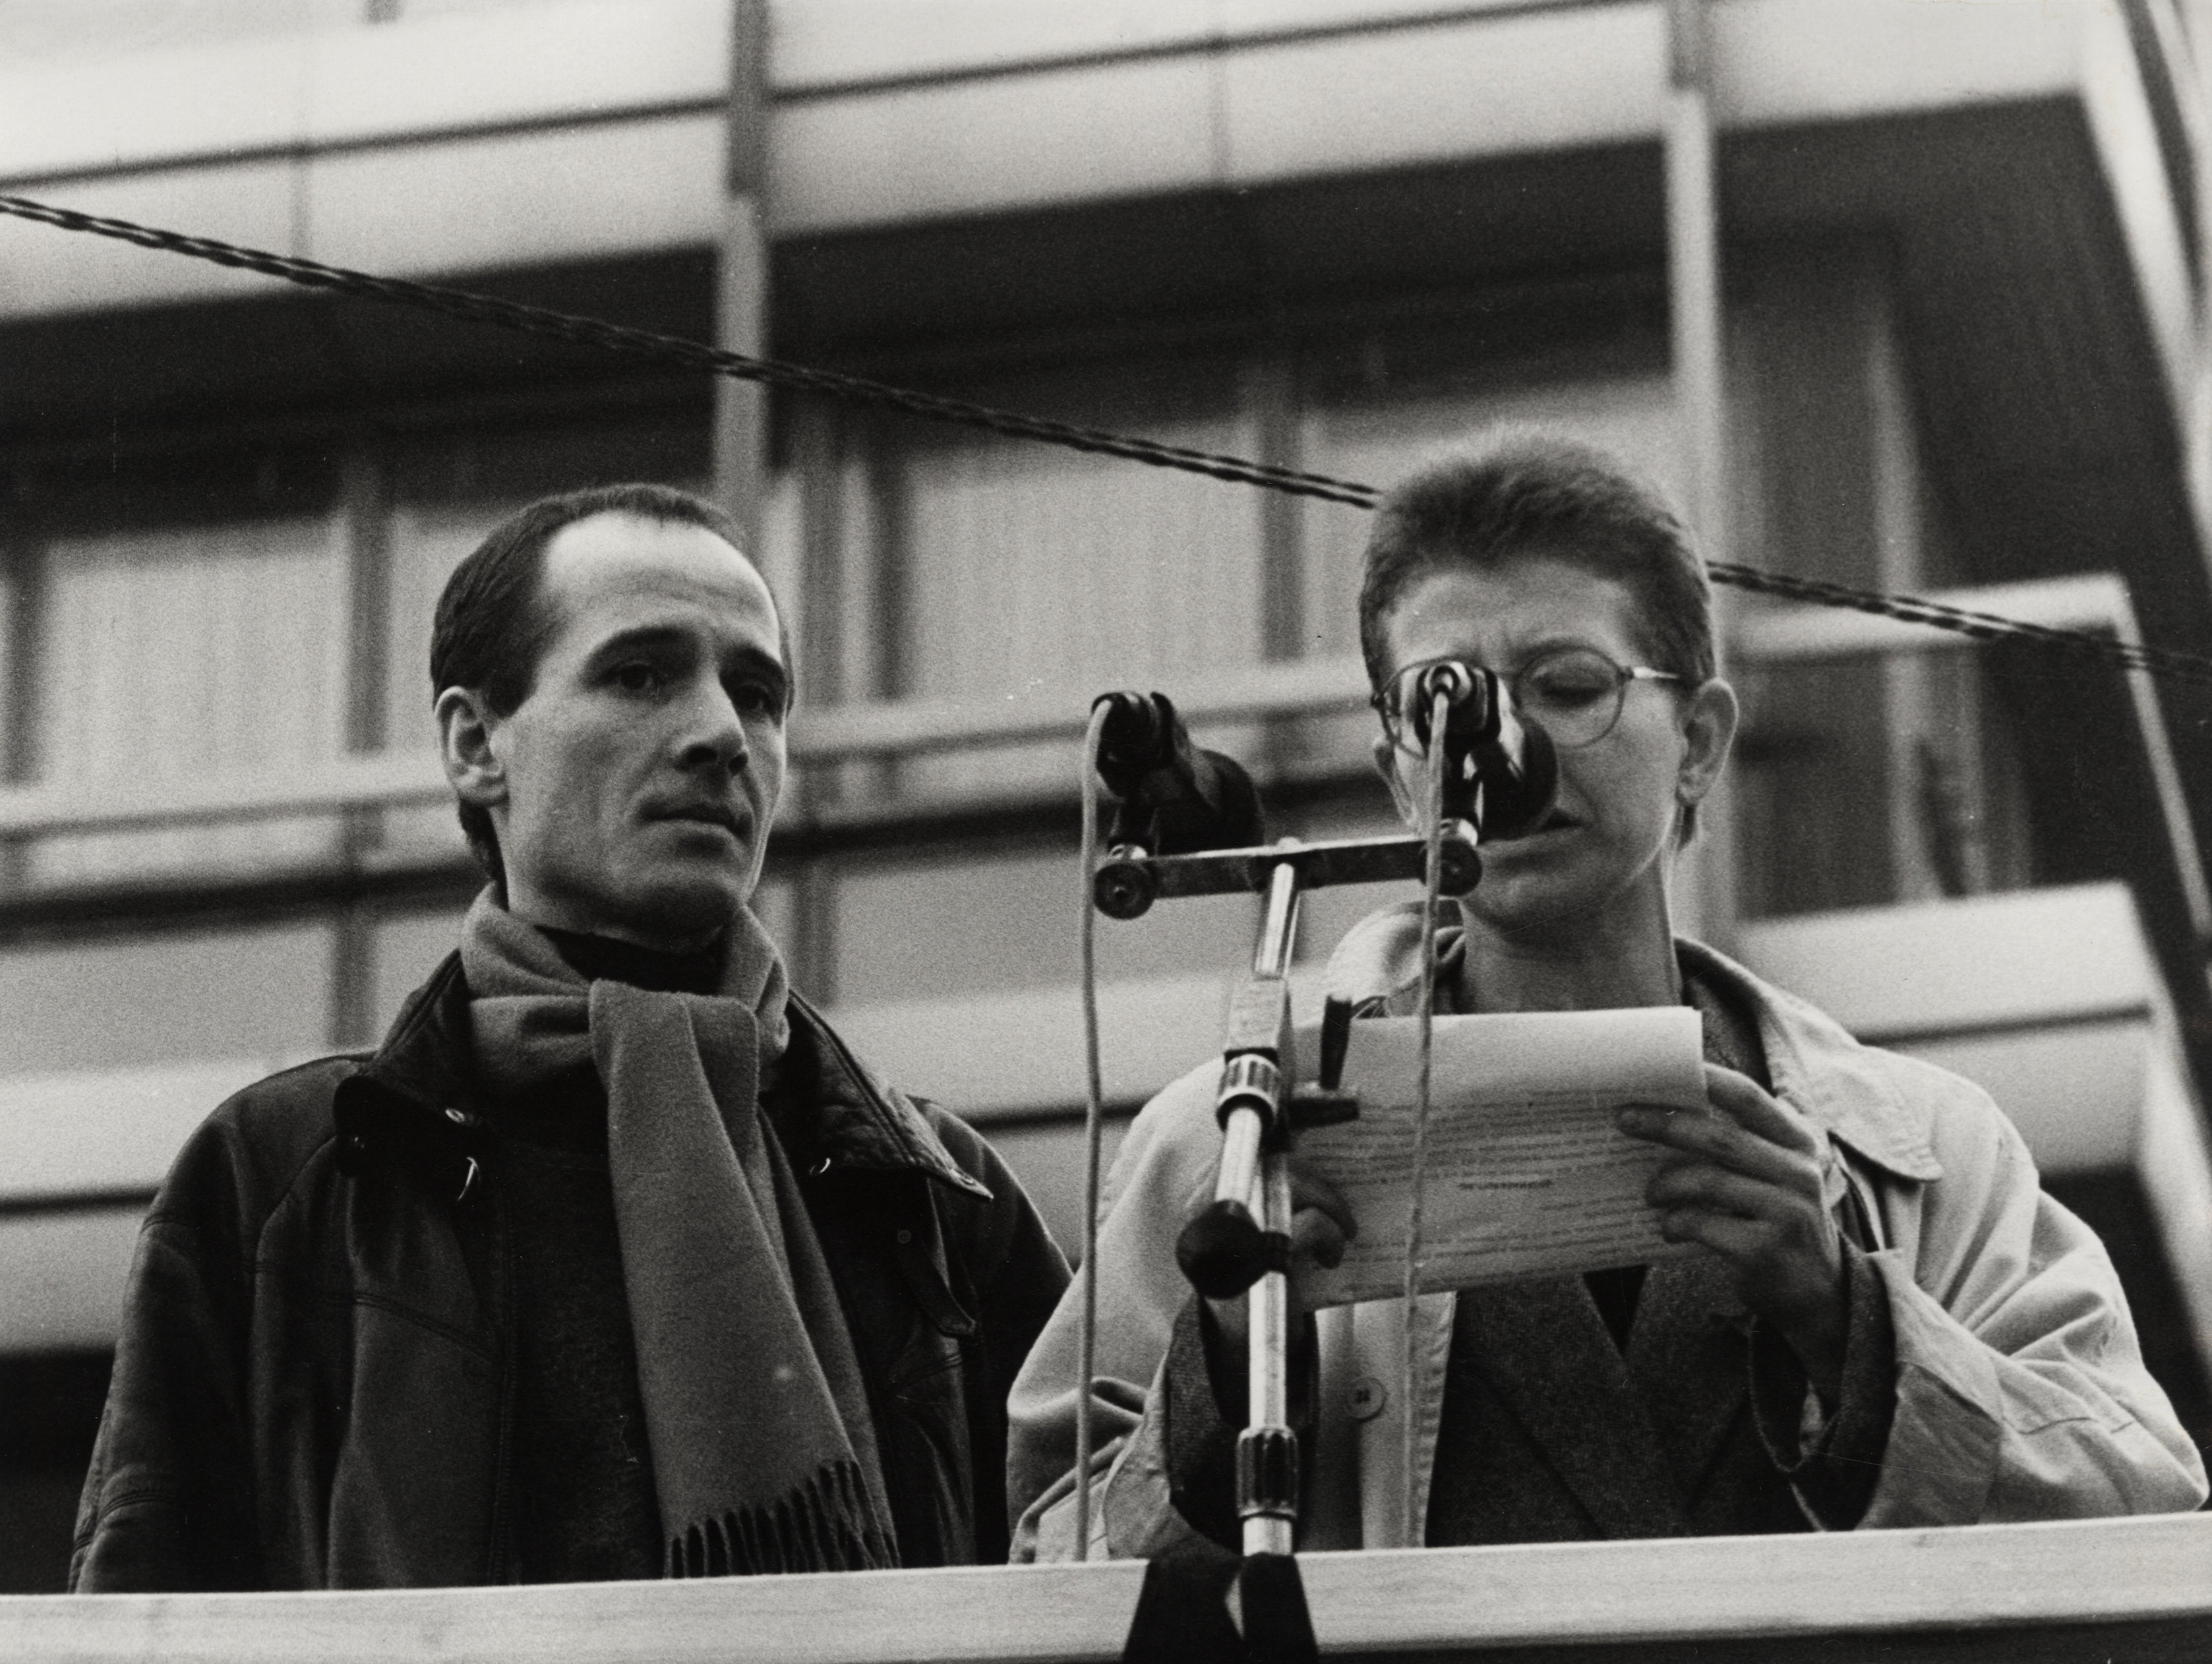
[1371,554,1735,941]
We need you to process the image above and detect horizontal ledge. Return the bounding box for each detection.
[794,656,1368,760]
[5,1516,2209,1662]
[0,1186,156,1220]
[0,564,2159,844]
[2,0,2092,195]
[1853,1001,2155,1051]
[0,769,1393,937]
[0,564,2163,848]
[1735,574,2137,663]
[0,659,1372,840]
[0,6,1558,189]
[765,0,1595,105]
[0,99,723,194]
[0,568,2161,848]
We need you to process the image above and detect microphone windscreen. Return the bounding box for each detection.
[1091,691,1268,854]
[1476,719,1559,841]
[1092,690,1170,798]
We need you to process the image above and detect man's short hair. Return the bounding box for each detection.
[1356,429,1717,837]
[430,481,783,883]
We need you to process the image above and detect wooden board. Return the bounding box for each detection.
[3,1514,2207,1663]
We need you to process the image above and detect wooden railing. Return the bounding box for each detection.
[5,1516,2208,1663]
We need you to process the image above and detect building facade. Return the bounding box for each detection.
[4,0,2212,1590]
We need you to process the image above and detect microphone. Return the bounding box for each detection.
[1410,663,1559,841]
[1092,691,1265,856]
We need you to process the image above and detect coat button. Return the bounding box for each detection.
[1347,1376,1387,1421]
[895,1229,913,1245]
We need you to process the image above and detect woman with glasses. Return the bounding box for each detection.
[1008,432,2203,1560]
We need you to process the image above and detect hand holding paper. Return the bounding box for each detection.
[1291,1007,1708,1309]
[1620,1061,1850,1398]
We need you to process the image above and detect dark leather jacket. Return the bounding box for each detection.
[69,952,1069,1590]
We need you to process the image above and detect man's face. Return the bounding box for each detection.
[1373,552,1731,940]
[480,512,789,951]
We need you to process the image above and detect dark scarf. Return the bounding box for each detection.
[458,889,898,1576]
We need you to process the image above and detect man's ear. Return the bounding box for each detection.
[1676,677,1739,812]
[436,686,508,813]
[1371,731,1420,827]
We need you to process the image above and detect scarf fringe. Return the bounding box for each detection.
[667,1460,899,1578]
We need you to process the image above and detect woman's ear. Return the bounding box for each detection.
[436,686,508,813]
[1677,677,1739,810]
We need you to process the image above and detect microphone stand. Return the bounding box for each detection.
[1094,830,1480,1555]
[1216,851,1307,1557]
[1083,667,1546,1559]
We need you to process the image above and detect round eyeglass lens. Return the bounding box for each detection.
[1514,649,1632,747]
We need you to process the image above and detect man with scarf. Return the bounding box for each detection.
[71,482,1068,1590]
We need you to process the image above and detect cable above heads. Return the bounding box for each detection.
[8,189,2212,691]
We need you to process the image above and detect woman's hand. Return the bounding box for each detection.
[1200,1159,1358,1351]
[1617,1063,1847,1400]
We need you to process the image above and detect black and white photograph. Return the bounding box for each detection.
[1,2,2209,1659]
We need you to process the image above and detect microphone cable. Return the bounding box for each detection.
[1402,681,1454,1543]
[1073,698,1114,1560]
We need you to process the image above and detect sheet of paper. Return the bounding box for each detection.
[1292,1007,1708,1309]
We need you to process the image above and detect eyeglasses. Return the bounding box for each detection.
[1373,647,1685,753]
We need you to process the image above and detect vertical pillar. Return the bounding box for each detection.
[0,498,47,896]
[342,444,393,763]
[864,421,909,801]
[1249,348,1305,816]
[2174,3,2212,572]
[2163,2,2212,976]
[1252,349,1303,667]
[715,1,831,994]
[1859,279,1958,901]
[1665,0,1740,948]
[715,0,772,552]
[331,441,392,1048]
[786,400,843,1003]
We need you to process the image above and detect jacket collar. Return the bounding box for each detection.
[1672,939,1942,1183]
[1327,903,1942,1184]
[785,991,989,1199]
[330,951,482,1201]
[341,951,988,1199]
[355,949,476,1112]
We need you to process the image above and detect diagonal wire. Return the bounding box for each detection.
[11,190,2212,689]
[0,193,1377,508]
[1702,564,2212,688]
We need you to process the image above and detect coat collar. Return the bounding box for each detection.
[1326,903,1942,1184]
[784,990,989,1199]
[1672,939,1942,1184]
[340,951,986,1201]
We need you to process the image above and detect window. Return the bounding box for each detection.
[1727,254,2033,918]
[845,357,1265,798]
[30,516,348,885]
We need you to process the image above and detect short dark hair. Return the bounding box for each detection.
[1356,429,1716,836]
[430,482,782,882]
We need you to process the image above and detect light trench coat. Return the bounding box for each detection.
[1007,908,2207,1558]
